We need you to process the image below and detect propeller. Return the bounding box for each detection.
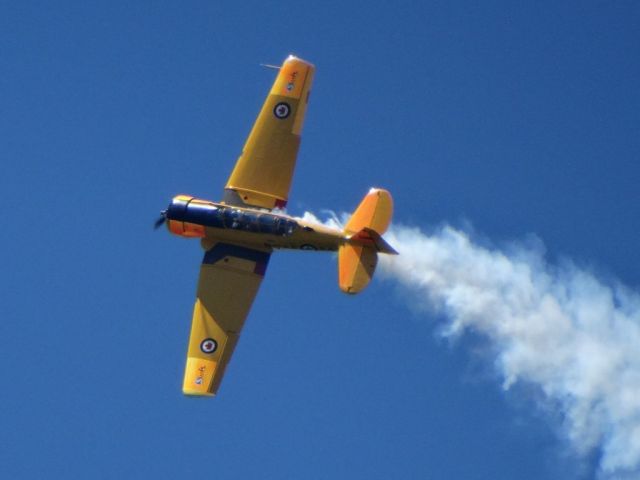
[154,210,167,230]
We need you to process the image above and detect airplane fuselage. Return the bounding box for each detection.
[165,194,346,252]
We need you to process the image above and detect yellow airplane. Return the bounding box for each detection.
[156,55,398,396]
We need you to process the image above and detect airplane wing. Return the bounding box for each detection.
[182,242,271,396]
[224,55,315,210]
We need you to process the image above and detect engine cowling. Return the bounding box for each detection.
[166,195,206,238]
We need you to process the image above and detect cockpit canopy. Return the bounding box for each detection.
[167,196,298,236]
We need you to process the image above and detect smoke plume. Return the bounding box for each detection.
[302,212,640,478]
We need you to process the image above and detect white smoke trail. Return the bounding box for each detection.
[381,224,640,478]
[304,212,640,478]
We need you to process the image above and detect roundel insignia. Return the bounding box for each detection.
[200,338,218,354]
[273,102,291,119]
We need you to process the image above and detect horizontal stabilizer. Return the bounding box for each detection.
[338,244,377,294]
[344,188,393,235]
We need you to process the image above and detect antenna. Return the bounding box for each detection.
[260,63,281,70]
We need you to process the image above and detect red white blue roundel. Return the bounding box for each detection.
[200,338,218,354]
[273,102,291,119]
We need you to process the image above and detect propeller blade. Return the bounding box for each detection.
[154,210,167,230]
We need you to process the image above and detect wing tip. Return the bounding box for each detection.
[285,54,314,68]
[182,389,216,397]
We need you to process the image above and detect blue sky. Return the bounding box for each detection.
[2,2,639,479]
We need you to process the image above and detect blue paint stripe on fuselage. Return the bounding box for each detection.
[186,202,225,229]
[202,243,271,276]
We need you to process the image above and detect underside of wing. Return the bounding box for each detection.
[183,241,271,396]
[224,55,315,210]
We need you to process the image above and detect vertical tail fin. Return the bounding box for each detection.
[338,189,396,294]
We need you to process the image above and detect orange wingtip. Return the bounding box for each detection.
[270,55,315,100]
